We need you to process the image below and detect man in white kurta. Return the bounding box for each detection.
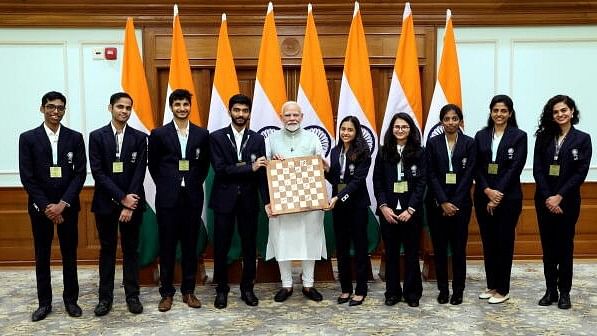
[265,101,327,302]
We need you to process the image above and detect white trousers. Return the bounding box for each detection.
[278,260,315,288]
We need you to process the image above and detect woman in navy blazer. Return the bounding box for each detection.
[474,95,527,304]
[533,95,592,310]
[373,113,426,307]
[426,104,476,305]
[325,116,371,306]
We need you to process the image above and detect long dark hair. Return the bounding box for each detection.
[485,94,518,129]
[381,113,421,166]
[535,95,579,143]
[337,116,369,163]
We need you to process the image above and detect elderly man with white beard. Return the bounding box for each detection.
[264,101,327,303]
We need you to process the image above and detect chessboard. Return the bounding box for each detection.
[267,155,329,215]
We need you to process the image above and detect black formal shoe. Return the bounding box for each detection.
[384,296,401,306]
[407,299,420,307]
[65,302,82,317]
[538,289,559,306]
[450,292,463,305]
[558,293,571,309]
[31,305,52,322]
[437,291,450,304]
[349,296,365,306]
[126,296,143,314]
[241,290,259,307]
[274,288,293,302]
[94,300,112,316]
[214,292,228,309]
[302,287,323,302]
[337,294,351,304]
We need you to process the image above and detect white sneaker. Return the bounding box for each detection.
[488,294,510,304]
[479,289,495,299]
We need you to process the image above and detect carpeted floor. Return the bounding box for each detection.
[0,260,595,335]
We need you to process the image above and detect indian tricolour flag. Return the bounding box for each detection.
[380,2,422,143]
[337,2,378,208]
[250,2,287,257]
[249,2,286,134]
[422,9,462,145]
[121,17,158,266]
[206,13,242,261]
[162,4,202,126]
[336,2,380,249]
[296,3,336,254]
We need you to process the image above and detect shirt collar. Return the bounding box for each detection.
[174,120,190,134]
[231,125,245,138]
[43,123,61,137]
[110,122,127,135]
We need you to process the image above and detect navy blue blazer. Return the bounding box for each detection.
[325,145,371,207]
[373,146,426,215]
[148,121,210,209]
[533,127,592,202]
[474,125,527,202]
[208,126,269,213]
[426,133,476,209]
[89,124,147,214]
[19,123,86,213]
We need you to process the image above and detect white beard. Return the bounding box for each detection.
[285,123,300,132]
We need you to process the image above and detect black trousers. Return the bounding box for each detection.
[475,197,521,296]
[333,205,369,296]
[380,209,422,302]
[535,197,580,294]
[30,209,79,306]
[213,206,257,293]
[94,209,141,302]
[428,203,471,294]
[157,189,200,297]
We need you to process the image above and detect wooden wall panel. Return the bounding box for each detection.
[2,183,596,265]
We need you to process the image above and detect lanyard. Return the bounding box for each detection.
[115,130,122,160]
[491,129,502,162]
[444,133,457,171]
[178,129,188,159]
[396,145,404,181]
[229,133,250,161]
[553,133,567,161]
[339,150,347,181]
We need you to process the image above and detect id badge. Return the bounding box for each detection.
[49,166,62,178]
[393,181,408,193]
[487,163,499,175]
[549,164,560,176]
[445,172,457,185]
[179,160,190,171]
[338,183,347,192]
[112,161,124,173]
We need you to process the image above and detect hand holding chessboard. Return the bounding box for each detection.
[267,155,329,215]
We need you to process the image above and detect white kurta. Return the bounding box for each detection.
[265,128,327,261]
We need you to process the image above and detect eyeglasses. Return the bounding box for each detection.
[44,104,66,112]
[393,125,410,131]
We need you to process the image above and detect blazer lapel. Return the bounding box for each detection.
[167,122,183,158]
[36,125,53,163]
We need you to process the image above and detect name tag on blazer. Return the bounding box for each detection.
[393,181,408,193]
[179,160,190,171]
[549,164,560,176]
[112,161,124,173]
[445,172,457,184]
[488,163,499,175]
[49,166,62,178]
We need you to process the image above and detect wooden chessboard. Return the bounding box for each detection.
[267,155,329,215]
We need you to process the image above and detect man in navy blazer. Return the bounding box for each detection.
[148,88,210,312]
[19,91,86,321]
[89,92,146,316]
[209,94,268,309]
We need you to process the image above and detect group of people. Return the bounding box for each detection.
[19,89,591,322]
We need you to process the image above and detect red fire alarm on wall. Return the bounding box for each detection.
[105,47,117,60]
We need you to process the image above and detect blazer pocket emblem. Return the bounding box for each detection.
[131,152,137,163]
[572,148,579,160]
[410,164,418,177]
[195,148,201,160]
[349,163,355,175]
[507,147,514,160]
[67,152,73,164]
[461,157,467,169]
